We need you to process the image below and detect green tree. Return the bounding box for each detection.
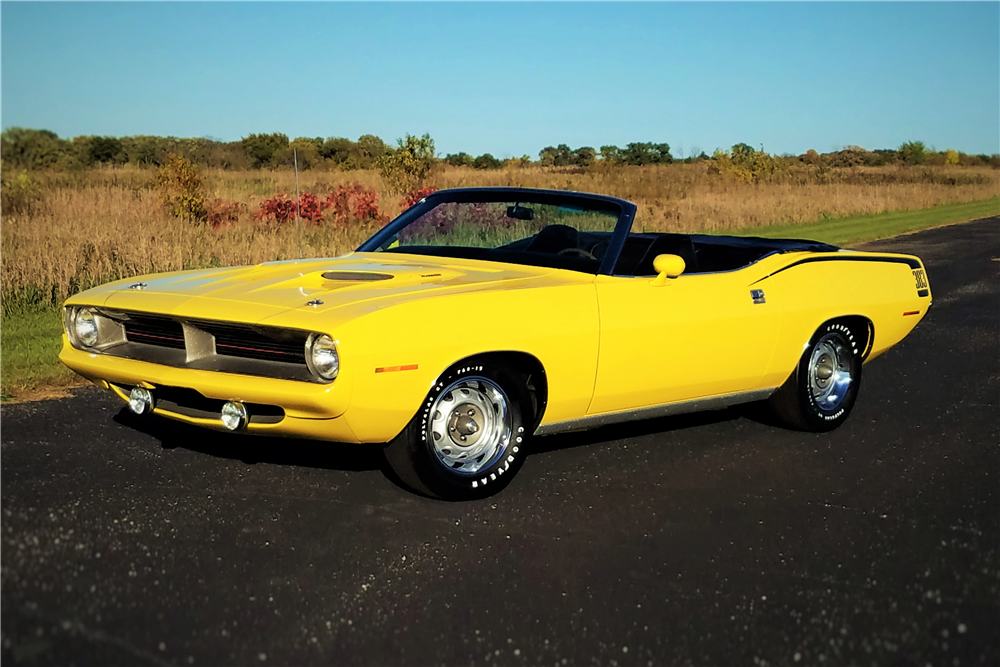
[241,133,289,169]
[621,142,672,166]
[898,141,927,165]
[320,137,355,166]
[600,145,621,163]
[0,128,68,169]
[573,146,598,167]
[156,153,206,221]
[709,143,782,183]
[473,153,501,170]
[539,144,576,166]
[275,137,322,170]
[356,134,389,167]
[84,136,124,165]
[445,152,475,167]
[378,134,435,192]
[0,170,45,214]
[801,149,822,165]
[503,155,532,169]
[122,136,167,166]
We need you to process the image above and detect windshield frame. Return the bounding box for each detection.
[355,187,637,276]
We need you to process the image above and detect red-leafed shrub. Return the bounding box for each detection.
[254,193,298,224]
[401,186,438,210]
[254,185,387,226]
[297,192,325,222]
[324,184,387,227]
[206,198,247,228]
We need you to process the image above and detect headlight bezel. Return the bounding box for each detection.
[64,306,127,351]
[65,306,100,349]
[305,333,340,382]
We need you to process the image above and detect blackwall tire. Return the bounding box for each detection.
[383,362,530,500]
[768,321,863,432]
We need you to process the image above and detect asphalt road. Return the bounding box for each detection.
[2,218,998,667]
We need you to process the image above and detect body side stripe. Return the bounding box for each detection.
[750,255,921,285]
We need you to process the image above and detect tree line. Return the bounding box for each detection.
[1,127,997,172]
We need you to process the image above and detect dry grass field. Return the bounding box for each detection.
[2,162,997,314]
[1,161,997,399]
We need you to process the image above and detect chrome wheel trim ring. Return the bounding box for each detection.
[427,376,512,476]
[808,334,854,411]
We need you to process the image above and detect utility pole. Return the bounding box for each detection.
[294,148,302,259]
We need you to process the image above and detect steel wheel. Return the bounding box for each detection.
[767,321,864,432]
[426,376,512,476]
[808,333,855,412]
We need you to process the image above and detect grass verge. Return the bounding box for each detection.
[735,196,1000,247]
[1,307,83,401]
[2,197,997,402]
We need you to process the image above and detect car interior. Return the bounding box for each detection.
[388,223,838,277]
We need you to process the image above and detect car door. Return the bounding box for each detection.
[588,270,781,415]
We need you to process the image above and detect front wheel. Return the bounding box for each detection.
[383,363,530,499]
[767,322,863,432]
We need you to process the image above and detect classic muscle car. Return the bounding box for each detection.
[60,188,932,498]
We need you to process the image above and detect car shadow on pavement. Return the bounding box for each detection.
[112,400,782,488]
[112,408,385,472]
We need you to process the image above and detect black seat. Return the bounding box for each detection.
[633,234,698,276]
[526,224,579,254]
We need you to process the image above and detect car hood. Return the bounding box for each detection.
[92,252,588,326]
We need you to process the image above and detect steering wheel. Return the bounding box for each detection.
[556,247,598,261]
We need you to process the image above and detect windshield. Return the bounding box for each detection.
[366,198,621,274]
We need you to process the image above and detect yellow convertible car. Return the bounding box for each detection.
[60,188,931,498]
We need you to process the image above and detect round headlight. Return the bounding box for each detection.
[74,308,99,347]
[308,334,339,381]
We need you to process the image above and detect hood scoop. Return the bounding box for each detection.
[321,271,393,282]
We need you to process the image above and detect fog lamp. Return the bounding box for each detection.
[128,387,154,415]
[221,401,248,431]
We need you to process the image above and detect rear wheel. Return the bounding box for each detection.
[383,363,530,499]
[768,322,863,431]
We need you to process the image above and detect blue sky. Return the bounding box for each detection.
[2,2,998,157]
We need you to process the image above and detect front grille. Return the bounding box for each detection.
[123,314,186,349]
[194,320,307,364]
[98,310,318,383]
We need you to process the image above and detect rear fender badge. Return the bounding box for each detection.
[750,289,766,304]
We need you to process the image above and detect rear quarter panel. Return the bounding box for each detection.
[756,252,931,388]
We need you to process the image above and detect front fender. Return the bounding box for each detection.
[338,282,599,443]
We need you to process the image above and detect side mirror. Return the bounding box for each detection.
[651,254,686,286]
